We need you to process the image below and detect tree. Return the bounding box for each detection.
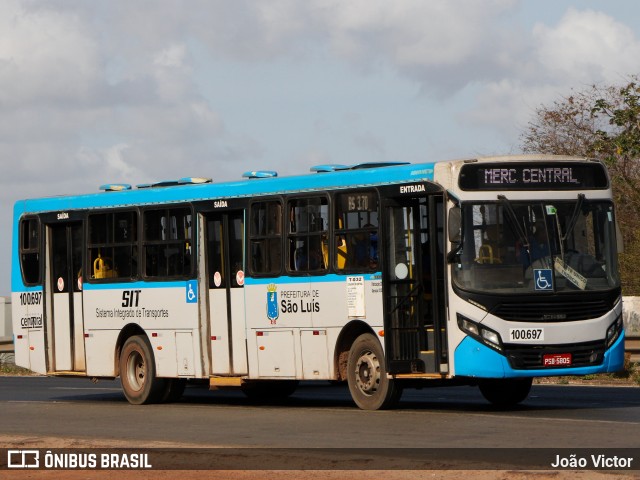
[521,77,640,295]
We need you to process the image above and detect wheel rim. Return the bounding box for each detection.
[354,349,381,396]
[125,350,146,392]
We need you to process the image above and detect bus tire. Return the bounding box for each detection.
[347,333,402,410]
[478,378,532,408]
[119,335,165,405]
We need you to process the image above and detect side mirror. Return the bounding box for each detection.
[448,206,461,244]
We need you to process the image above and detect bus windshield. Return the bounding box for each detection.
[452,198,620,294]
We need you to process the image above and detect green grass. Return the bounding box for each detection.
[0,363,34,375]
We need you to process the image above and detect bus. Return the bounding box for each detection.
[11,155,625,409]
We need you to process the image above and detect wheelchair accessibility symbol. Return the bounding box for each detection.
[534,269,553,291]
[186,280,198,303]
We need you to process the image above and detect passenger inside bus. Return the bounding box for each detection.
[519,220,549,268]
[351,227,378,269]
[294,239,323,271]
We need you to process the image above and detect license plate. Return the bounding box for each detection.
[543,353,572,367]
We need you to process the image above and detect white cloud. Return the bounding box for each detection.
[0,1,101,106]
[76,143,142,183]
[154,44,187,69]
[311,0,520,92]
[0,2,227,198]
[463,7,640,142]
[324,1,504,63]
[153,44,194,101]
[533,8,640,85]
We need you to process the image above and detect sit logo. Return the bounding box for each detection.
[266,284,279,324]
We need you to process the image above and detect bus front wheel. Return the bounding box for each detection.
[347,333,402,410]
[478,378,532,408]
[119,335,165,405]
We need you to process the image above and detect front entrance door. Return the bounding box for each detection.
[49,222,85,372]
[205,211,247,375]
[383,194,446,374]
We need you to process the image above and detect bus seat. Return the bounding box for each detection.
[476,244,502,264]
[94,255,117,279]
[336,237,347,269]
[321,239,329,269]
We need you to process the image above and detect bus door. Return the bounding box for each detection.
[205,211,248,375]
[383,193,446,375]
[48,222,85,372]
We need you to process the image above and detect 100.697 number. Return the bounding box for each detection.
[509,328,544,342]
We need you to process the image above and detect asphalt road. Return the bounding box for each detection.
[1,376,639,451]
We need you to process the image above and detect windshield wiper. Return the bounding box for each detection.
[550,193,585,261]
[561,193,585,244]
[498,195,529,251]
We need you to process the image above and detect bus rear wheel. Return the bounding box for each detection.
[478,378,533,408]
[347,333,402,410]
[119,335,165,405]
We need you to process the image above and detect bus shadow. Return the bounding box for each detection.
[51,381,639,414]
[178,382,639,414]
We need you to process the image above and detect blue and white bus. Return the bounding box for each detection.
[11,155,625,409]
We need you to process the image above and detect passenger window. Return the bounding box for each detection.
[19,217,41,285]
[287,197,329,273]
[143,207,192,278]
[334,191,379,271]
[88,210,138,281]
[249,201,282,275]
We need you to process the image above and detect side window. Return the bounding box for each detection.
[19,217,41,285]
[287,196,329,273]
[334,191,379,271]
[249,200,282,275]
[88,211,138,281]
[143,207,193,278]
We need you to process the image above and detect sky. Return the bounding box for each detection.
[2,0,640,296]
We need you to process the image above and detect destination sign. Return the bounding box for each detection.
[458,162,609,191]
[339,191,377,212]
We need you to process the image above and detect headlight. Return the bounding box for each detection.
[460,317,479,336]
[481,329,501,349]
[457,314,503,352]
[606,315,623,348]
